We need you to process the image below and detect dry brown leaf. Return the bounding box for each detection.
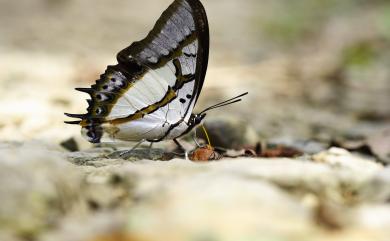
[258,146,303,158]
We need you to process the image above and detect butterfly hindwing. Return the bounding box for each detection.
[65,0,209,143]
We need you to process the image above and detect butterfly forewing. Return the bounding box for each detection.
[65,0,209,143]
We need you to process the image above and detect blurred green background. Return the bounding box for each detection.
[0,0,389,143]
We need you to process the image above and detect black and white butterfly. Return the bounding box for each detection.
[65,0,247,147]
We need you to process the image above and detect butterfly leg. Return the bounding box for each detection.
[192,128,201,147]
[173,138,185,152]
[173,139,189,160]
[147,142,154,159]
[119,139,146,158]
[148,142,154,151]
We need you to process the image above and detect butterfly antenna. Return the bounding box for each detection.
[200,92,248,114]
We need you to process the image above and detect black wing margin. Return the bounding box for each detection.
[117,0,209,104]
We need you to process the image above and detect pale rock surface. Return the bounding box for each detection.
[0,141,84,239]
[361,166,390,202]
[0,142,389,241]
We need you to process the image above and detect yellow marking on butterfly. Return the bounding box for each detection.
[79,120,89,127]
[109,88,177,125]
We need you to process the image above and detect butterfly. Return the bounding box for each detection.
[65,0,247,147]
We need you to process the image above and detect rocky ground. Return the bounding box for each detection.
[1,0,390,240]
[1,141,390,241]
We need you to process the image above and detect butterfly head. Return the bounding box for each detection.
[187,92,249,131]
[190,113,207,127]
[181,113,206,137]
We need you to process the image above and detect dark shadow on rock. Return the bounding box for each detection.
[60,137,79,152]
[106,148,166,161]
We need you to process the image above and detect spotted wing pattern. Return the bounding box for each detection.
[65,0,209,143]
